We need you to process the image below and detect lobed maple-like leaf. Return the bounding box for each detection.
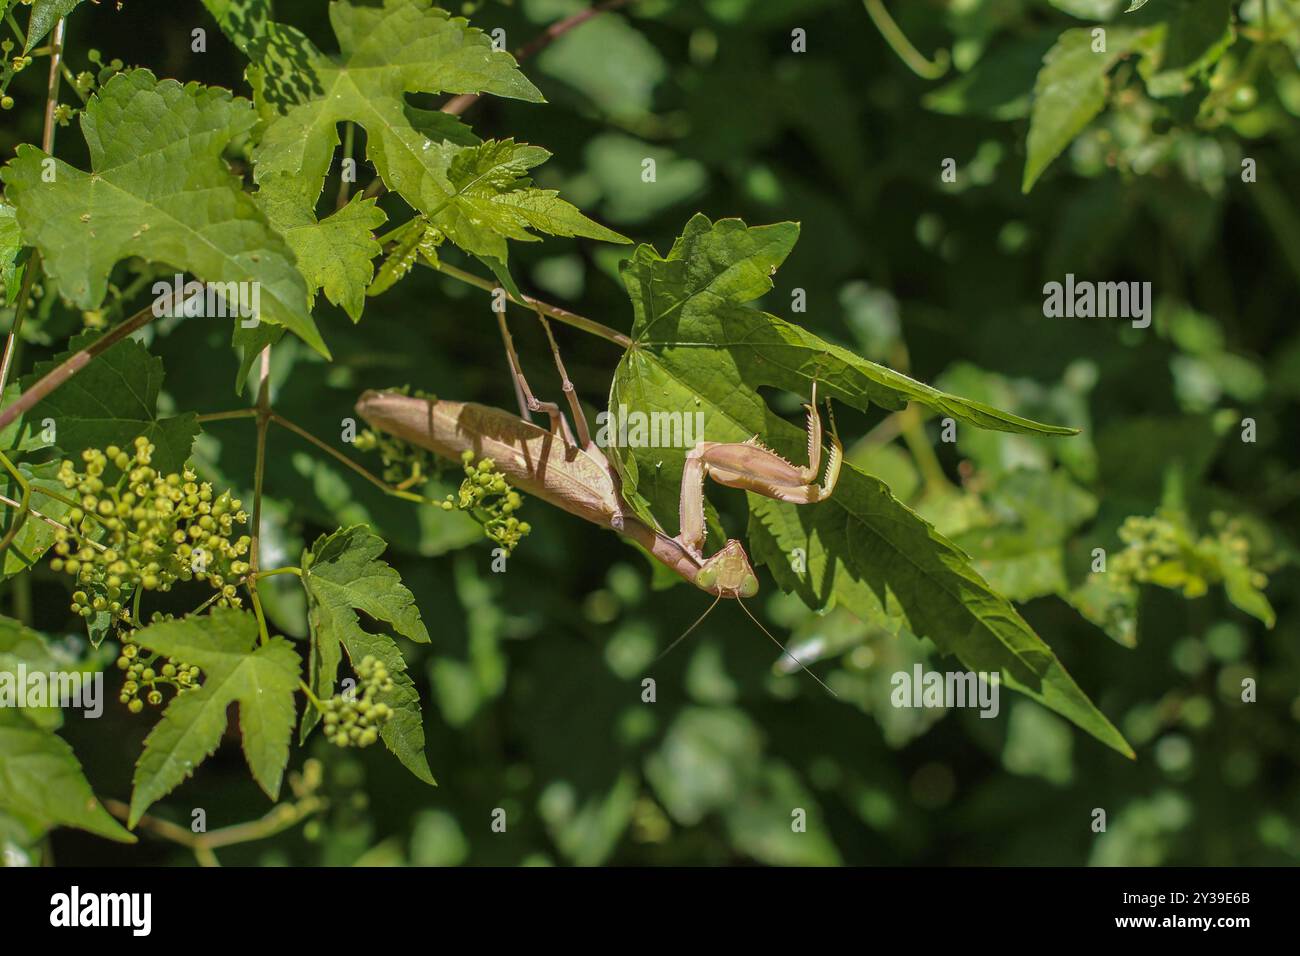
[0,69,329,358]
[201,0,272,53]
[248,0,626,301]
[128,608,301,827]
[0,615,134,842]
[608,215,1132,757]
[300,525,434,785]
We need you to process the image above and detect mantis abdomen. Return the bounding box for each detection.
[355,390,711,588]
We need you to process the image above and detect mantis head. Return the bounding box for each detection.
[694,538,759,598]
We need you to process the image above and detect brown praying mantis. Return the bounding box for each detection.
[355,311,843,692]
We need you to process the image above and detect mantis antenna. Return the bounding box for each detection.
[652,593,722,664]
[737,598,837,697]
[654,593,838,698]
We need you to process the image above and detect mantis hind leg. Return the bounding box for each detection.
[496,311,578,449]
[537,312,593,448]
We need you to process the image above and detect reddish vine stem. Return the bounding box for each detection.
[0,302,157,431]
[361,1,628,199]
[247,348,273,643]
[440,0,636,116]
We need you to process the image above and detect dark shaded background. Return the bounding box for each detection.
[1,0,1297,866]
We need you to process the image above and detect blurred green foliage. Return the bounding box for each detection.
[1,0,1298,866]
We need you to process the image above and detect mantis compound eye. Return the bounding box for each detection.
[740,573,759,598]
[696,565,718,591]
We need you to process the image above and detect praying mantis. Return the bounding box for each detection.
[355,311,843,690]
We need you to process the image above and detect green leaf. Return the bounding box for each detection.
[0,460,74,582]
[300,525,434,784]
[612,215,1075,524]
[258,178,386,321]
[609,215,1130,757]
[367,215,442,297]
[0,69,329,358]
[0,202,21,301]
[1051,0,1124,17]
[0,710,135,842]
[249,0,626,290]
[924,36,1055,120]
[1022,27,1145,192]
[748,467,1132,756]
[23,332,199,474]
[428,138,629,273]
[1137,0,1234,97]
[128,608,301,826]
[0,614,69,730]
[952,470,1098,603]
[339,628,434,786]
[201,0,272,53]
[1219,556,1275,629]
[23,0,83,54]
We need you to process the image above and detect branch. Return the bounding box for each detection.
[424,258,632,350]
[41,18,67,155]
[0,302,158,432]
[269,411,431,504]
[247,347,272,645]
[441,0,636,117]
[0,450,31,555]
[102,795,327,867]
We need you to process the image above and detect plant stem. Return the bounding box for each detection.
[861,0,949,80]
[441,0,637,116]
[197,407,257,424]
[335,121,355,211]
[249,348,271,577]
[0,449,31,556]
[899,404,952,495]
[366,1,636,197]
[0,489,110,553]
[424,258,632,349]
[0,18,68,397]
[0,252,40,396]
[0,491,83,539]
[269,411,432,504]
[0,302,157,432]
[102,796,327,867]
[298,679,323,709]
[12,571,31,624]
[243,348,274,645]
[5,12,26,50]
[42,19,67,154]
[254,565,301,581]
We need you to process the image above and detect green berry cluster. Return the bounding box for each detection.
[116,623,202,714]
[442,449,531,553]
[354,387,439,489]
[1112,509,1268,598]
[319,656,395,749]
[0,38,23,110]
[48,439,252,620]
[84,48,125,87]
